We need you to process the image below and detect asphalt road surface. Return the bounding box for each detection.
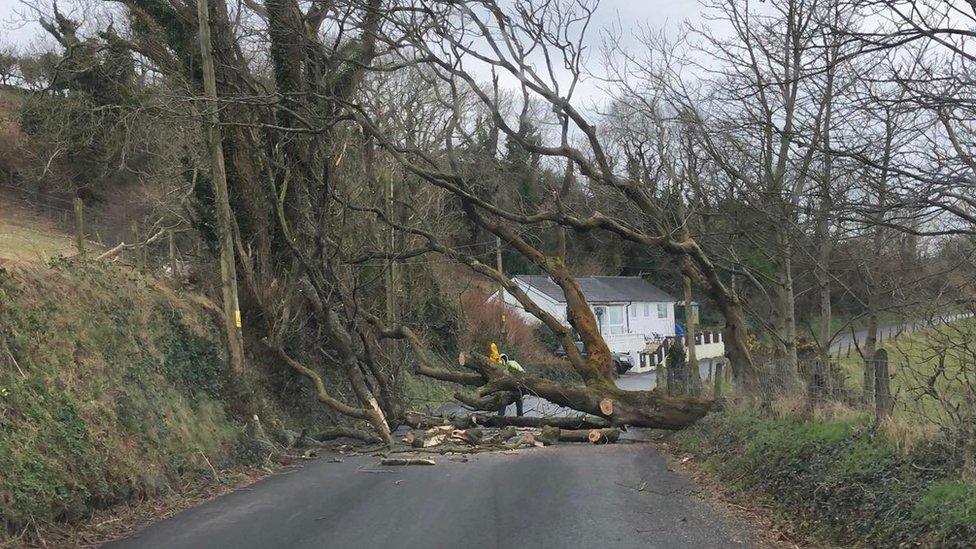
[106,435,753,549]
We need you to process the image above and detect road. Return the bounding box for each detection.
[106,433,753,549]
[107,373,756,549]
[828,313,971,354]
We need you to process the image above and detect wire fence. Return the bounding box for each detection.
[1,181,193,274]
[1,182,125,248]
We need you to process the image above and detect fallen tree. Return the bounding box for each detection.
[402,411,612,431]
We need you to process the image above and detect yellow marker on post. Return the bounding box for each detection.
[235,309,242,328]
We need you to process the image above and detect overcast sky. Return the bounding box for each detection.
[1,0,705,48]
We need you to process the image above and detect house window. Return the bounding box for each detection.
[657,303,668,318]
[601,306,627,335]
[643,303,650,317]
[629,306,637,319]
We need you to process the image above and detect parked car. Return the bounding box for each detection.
[554,341,634,376]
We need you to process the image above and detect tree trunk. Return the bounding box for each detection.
[863,312,878,405]
[773,235,798,389]
[683,274,702,395]
[463,354,712,430]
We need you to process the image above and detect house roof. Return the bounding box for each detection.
[514,275,676,304]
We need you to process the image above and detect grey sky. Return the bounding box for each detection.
[1,0,705,49]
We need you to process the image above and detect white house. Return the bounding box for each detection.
[501,275,678,366]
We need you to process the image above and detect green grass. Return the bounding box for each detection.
[832,318,976,433]
[0,213,76,262]
[671,411,976,547]
[915,481,976,536]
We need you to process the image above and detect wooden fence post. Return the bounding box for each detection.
[168,228,178,278]
[73,198,85,256]
[874,348,892,421]
[130,221,144,269]
[714,361,724,397]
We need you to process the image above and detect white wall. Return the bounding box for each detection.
[624,302,676,339]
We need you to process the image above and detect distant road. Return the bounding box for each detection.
[829,313,972,355]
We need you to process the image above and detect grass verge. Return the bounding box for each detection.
[668,410,976,547]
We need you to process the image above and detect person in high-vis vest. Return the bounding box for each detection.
[489,342,502,364]
[489,342,525,416]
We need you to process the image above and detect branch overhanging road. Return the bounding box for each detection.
[106,372,754,549]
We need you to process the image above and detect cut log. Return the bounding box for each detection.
[403,411,453,429]
[313,427,381,443]
[539,425,561,446]
[381,457,436,466]
[600,398,614,416]
[538,427,620,445]
[588,428,619,444]
[451,428,484,446]
[493,426,518,443]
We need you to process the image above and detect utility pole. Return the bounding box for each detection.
[496,235,505,325]
[384,170,397,323]
[197,0,245,374]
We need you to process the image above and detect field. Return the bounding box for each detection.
[0,189,78,262]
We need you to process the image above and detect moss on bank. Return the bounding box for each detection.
[670,412,976,547]
[0,260,245,537]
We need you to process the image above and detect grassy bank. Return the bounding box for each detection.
[669,410,976,547]
[0,260,247,537]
